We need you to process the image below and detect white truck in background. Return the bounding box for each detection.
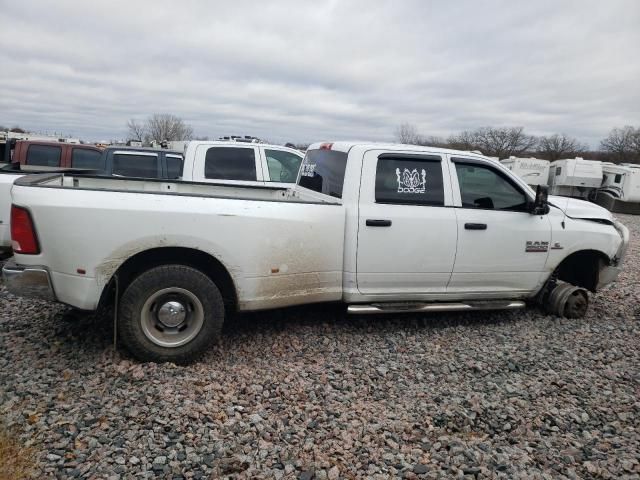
[3,142,629,364]
[500,157,550,187]
[0,141,303,254]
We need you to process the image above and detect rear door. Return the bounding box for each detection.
[110,151,161,178]
[70,147,105,172]
[356,150,458,295]
[261,147,304,184]
[165,154,184,179]
[448,157,551,294]
[193,145,264,185]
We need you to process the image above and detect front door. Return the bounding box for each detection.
[356,150,458,295]
[448,158,552,294]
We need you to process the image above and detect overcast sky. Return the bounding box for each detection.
[0,0,638,146]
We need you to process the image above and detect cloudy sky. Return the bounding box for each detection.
[1,0,638,146]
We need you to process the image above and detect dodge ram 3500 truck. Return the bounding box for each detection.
[0,141,303,254]
[3,142,629,364]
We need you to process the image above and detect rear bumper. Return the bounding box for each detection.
[2,260,56,301]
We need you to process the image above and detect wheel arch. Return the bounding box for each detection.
[554,249,611,292]
[98,247,238,311]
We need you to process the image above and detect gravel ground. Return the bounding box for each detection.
[1,214,638,480]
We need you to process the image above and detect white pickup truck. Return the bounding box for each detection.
[0,141,303,254]
[3,142,629,363]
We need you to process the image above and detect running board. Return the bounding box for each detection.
[347,300,526,314]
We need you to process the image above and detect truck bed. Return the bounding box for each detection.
[10,173,345,311]
[15,173,338,204]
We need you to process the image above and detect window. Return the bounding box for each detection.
[71,148,103,170]
[375,156,444,206]
[204,147,256,181]
[112,153,159,178]
[556,166,562,176]
[614,173,622,183]
[26,145,61,166]
[265,149,303,182]
[454,161,528,211]
[166,155,183,179]
[298,148,348,198]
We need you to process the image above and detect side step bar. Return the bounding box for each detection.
[347,300,526,315]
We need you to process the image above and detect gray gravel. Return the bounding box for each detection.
[1,214,638,479]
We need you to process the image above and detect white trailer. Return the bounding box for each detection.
[593,163,640,214]
[547,157,603,199]
[500,157,550,186]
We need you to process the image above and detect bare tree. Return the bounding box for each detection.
[447,130,478,151]
[475,127,537,158]
[145,114,194,143]
[536,133,586,161]
[448,127,537,158]
[126,119,146,142]
[601,126,640,163]
[395,122,422,145]
[420,135,449,148]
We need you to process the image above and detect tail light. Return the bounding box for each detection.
[11,205,40,254]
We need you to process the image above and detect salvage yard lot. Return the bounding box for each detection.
[0,214,638,479]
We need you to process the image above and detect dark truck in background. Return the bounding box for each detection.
[2,140,104,168]
[0,141,183,178]
[97,146,184,179]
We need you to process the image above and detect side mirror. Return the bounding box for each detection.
[530,184,550,215]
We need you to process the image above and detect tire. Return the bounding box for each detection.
[118,264,224,364]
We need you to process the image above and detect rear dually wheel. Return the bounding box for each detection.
[118,264,224,364]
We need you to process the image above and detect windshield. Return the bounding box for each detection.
[297,148,348,198]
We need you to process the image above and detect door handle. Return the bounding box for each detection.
[366,219,392,227]
[465,223,487,230]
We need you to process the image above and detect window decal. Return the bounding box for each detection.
[396,168,426,193]
[301,163,316,176]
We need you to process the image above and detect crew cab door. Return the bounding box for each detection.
[260,147,304,184]
[448,157,551,294]
[356,150,458,295]
[192,144,265,185]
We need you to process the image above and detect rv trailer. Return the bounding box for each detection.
[500,156,550,186]
[547,157,603,199]
[593,163,640,214]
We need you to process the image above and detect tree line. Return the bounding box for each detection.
[395,123,640,163]
[126,114,194,144]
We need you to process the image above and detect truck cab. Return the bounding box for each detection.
[181,141,304,186]
[98,147,184,179]
[10,140,103,169]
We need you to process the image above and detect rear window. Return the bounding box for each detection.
[112,153,159,178]
[26,145,62,166]
[298,148,348,198]
[71,148,103,170]
[166,154,183,179]
[205,147,256,181]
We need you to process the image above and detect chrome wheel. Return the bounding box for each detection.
[140,287,204,347]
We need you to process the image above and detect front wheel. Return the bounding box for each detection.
[118,265,224,364]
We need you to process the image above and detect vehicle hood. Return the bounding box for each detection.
[549,195,613,222]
